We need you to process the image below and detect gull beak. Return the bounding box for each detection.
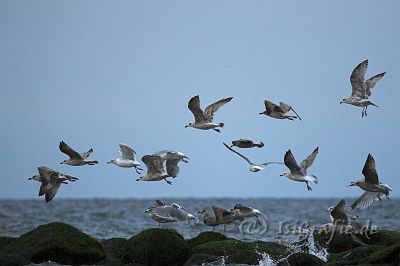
[184,125,189,128]
[106,161,111,164]
[348,182,355,187]
[279,173,284,176]
[182,157,189,163]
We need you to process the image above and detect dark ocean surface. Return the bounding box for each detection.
[1,197,399,245]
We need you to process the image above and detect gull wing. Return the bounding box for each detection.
[166,159,180,177]
[37,166,56,183]
[362,154,379,185]
[59,141,83,160]
[142,155,165,175]
[223,142,252,165]
[280,102,302,120]
[119,144,136,160]
[188,95,208,123]
[81,148,93,159]
[264,100,284,114]
[284,150,302,175]
[350,60,368,98]
[364,72,385,98]
[330,199,349,225]
[351,191,381,210]
[204,97,233,122]
[299,147,319,175]
[45,179,63,202]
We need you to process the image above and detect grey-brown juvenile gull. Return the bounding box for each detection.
[340,59,385,117]
[185,95,233,133]
[59,141,98,166]
[259,100,301,121]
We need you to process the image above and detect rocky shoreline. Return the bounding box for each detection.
[0,222,399,265]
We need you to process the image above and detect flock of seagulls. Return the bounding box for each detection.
[28,59,391,231]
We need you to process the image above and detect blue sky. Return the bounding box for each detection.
[0,1,399,199]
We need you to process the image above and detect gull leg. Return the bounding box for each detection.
[165,179,172,185]
[213,128,221,133]
[361,107,365,117]
[365,106,368,117]
[135,167,141,174]
[256,216,261,226]
[224,224,227,233]
[212,226,215,232]
[306,182,312,191]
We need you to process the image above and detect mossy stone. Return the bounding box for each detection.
[190,239,250,256]
[286,252,324,266]
[0,222,105,265]
[366,243,400,265]
[186,231,228,248]
[121,228,190,265]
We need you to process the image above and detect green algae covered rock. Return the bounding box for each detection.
[121,228,190,265]
[190,239,250,256]
[286,252,324,266]
[366,243,400,265]
[186,231,228,248]
[0,222,106,265]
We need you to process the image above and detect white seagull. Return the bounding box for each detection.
[223,142,283,172]
[107,144,142,174]
[349,154,392,210]
[280,147,319,191]
[185,95,233,133]
[340,59,385,117]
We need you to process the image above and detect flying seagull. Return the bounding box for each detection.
[231,139,264,148]
[349,154,392,210]
[136,155,172,185]
[146,202,197,227]
[59,141,98,166]
[153,150,189,178]
[107,144,142,174]
[29,166,77,202]
[185,95,233,133]
[340,59,385,117]
[280,147,319,191]
[223,142,282,172]
[259,100,301,121]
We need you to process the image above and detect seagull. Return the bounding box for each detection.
[153,150,189,178]
[59,141,98,166]
[212,205,240,233]
[349,154,392,210]
[231,139,264,148]
[145,207,177,228]
[223,142,283,172]
[232,203,263,225]
[136,155,172,185]
[107,144,142,174]
[280,147,319,191]
[147,203,197,227]
[198,209,219,231]
[326,199,350,226]
[340,59,385,117]
[185,95,233,133]
[29,166,76,202]
[259,100,302,121]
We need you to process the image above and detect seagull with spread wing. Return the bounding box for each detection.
[185,95,233,132]
[136,155,172,185]
[280,147,319,191]
[107,144,142,174]
[153,150,189,178]
[29,166,77,202]
[349,154,392,210]
[259,100,301,121]
[59,141,98,166]
[340,60,385,117]
[223,142,282,172]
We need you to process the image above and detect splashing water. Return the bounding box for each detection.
[306,227,329,262]
[257,252,276,266]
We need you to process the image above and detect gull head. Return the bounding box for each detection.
[340,98,350,104]
[107,159,115,164]
[182,156,189,163]
[60,160,67,165]
[197,209,207,215]
[280,172,290,177]
[326,206,334,212]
